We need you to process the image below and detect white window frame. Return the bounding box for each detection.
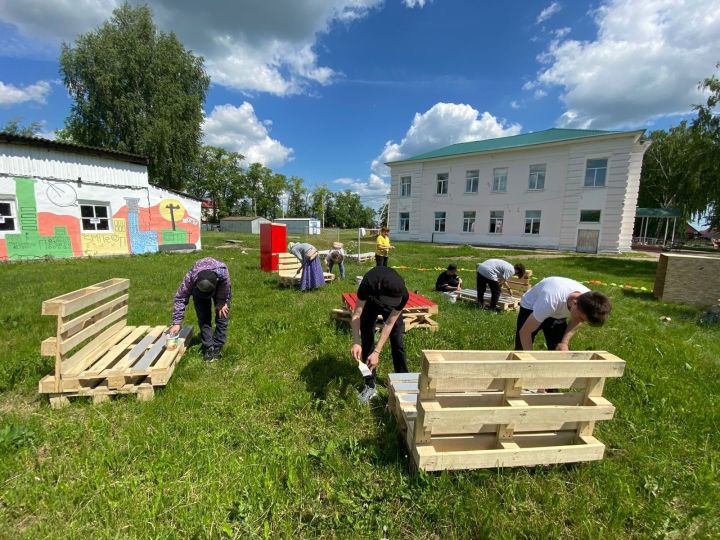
[399,212,410,232]
[436,173,449,196]
[465,170,479,193]
[80,202,113,233]
[489,210,504,234]
[492,167,508,193]
[0,197,19,233]
[580,209,602,223]
[528,164,546,191]
[434,211,446,232]
[584,158,608,188]
[400,176,412,197]
[462,210,476,233]
[524,210,541,235]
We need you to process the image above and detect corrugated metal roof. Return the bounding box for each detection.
[388,128,644,164]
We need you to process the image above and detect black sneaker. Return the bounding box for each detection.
[203,346,216,362]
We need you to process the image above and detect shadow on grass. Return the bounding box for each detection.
[299,353,357,400]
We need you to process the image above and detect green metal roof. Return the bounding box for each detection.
[389,128,642,164]
[636,208,682,218]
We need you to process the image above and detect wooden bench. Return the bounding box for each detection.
[38,278,192,408]
[455,270,533,310]
[331,292,439,332]
[388,350,625,471]
[277,252,335,287]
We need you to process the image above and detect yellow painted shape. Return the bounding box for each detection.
[81,218,129,256]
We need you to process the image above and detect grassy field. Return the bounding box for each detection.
[0,232,718,538]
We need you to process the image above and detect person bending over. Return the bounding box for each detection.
[435,264,462,292]
[288,242,324,291]
[476,259,525,311]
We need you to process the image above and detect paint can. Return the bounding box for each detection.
[166,332,179,351]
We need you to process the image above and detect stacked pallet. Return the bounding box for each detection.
[277,252,335,287]
[654,253,720,306]
[331,292,439,332]
[388,350,625,471]
[455,270,533,310]
[38,279,192,408]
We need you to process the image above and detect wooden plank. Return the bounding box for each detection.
[62,320,128,375]
[82,325,151,375]
[425,358,625,380]
[132,333,168,370]
[58,305,128,355]
[59,294,129,335]
[42,278,129,317]
[112,326,166,372]
[62,325,135,378]
[41,337,57,356]
[152,326,193,371]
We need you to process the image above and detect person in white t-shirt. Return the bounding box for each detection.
[515,276,611,351]
[476,259,526,311]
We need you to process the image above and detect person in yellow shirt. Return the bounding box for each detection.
[375,227,394,266]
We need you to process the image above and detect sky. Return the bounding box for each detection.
[0,0,719,209]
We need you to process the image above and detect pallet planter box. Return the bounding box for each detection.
[455,270,533,311]
[388,350,625,472]
[331,292,439,332]
[277,252,335,287]
[654,253,720,306]
[38,278,192,408]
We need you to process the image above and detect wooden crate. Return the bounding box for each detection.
[277,252,335,287]
[38,279,193,408]
[455,270,533,311]
[388,350,625,472]
[330,292,439,332]
[654,253,720,306]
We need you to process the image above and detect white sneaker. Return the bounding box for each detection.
[357,385,378,404]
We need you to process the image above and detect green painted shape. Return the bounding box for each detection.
[161,228,188,244]
[5,178,74,260]
[391,128,640,164]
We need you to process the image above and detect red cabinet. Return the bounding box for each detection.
[260,223,287,272]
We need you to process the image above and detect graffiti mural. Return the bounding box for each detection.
[0,177,201,261]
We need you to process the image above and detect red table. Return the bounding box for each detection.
[332,292,439,331]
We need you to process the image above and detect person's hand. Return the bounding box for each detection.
[169,324,181,335]
[367,351,380,369]
[217,304,229,318]
[351,343,362,362]
[555,342,569,351]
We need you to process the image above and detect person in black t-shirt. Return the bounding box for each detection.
[435,263,462,292]
[350,266,409,403]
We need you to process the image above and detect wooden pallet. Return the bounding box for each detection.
[388,350,625,471]
[455,270,533,311]
[330,292,439,332]
[38,278,193,408]
[277,252,335,287]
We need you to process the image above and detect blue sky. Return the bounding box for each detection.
[1,0,718,208]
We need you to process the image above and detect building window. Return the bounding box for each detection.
[462,211,476,232]
[584,158,608,187]
[80,203,111,232]
[465,170,479,193]
[436,173,449,195]
[434,211,446,232]
[492,167,508,193]
[525,210,541,234]
[400,176,412,197]
[489,210,504,234]
[528,164,546,190]
[580,209,602,223]
[0,199,18,232]
[399,212,410,232]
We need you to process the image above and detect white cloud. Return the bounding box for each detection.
[537,2,561,24]
[334,173,390,204]
[533,0,720,128]
[510,100,521,109]
[0,0,384,96]
[403,0,430,7]
[0,80,52,106]
[534,89,548,99]
[553,27,571,39]
[203,103,293,168]
[371,102,522,175]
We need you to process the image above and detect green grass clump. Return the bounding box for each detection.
[0,232,718,538]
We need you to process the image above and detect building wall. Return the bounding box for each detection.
[388,134,648,253]
[0,176,201,260]
[274,219,321,234]
[219,219,269,233]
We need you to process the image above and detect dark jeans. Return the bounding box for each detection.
[192,288,229,350]
[328,259,345,278]
[375,255,388,266]
[514,306,567,350]
[476,272,501,308]
[360,300,407,388]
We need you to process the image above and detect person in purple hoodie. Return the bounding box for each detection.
[169,257,231,362]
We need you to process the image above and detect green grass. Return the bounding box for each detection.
[0,232,718,538]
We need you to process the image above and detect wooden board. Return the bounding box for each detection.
[277,252,335,287]
[342,292,438,314]
[331,306,439,332]
[455,289,521,311]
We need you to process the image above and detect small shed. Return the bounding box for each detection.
[220,216,270,234]
[274,217,321,235]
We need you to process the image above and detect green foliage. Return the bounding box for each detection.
[286,176,309,217]
[0,423,35,452]
[1,117,43,137]
[326,190,376,228]
[692,63,720,227]
[187,146,245,219]
[59,3,209,189]
[0,233,718,537]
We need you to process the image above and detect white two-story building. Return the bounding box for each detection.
[386,128,650,253]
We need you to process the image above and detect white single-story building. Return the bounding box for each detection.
[219,216,270,234]
[274,217,321,235]
[0,133,201,261]
[386,128,651,253]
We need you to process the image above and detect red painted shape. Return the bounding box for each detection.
[37,212,84,256]
[342,291,435,311]
[260,223,287,271]
[0,239,7,260]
